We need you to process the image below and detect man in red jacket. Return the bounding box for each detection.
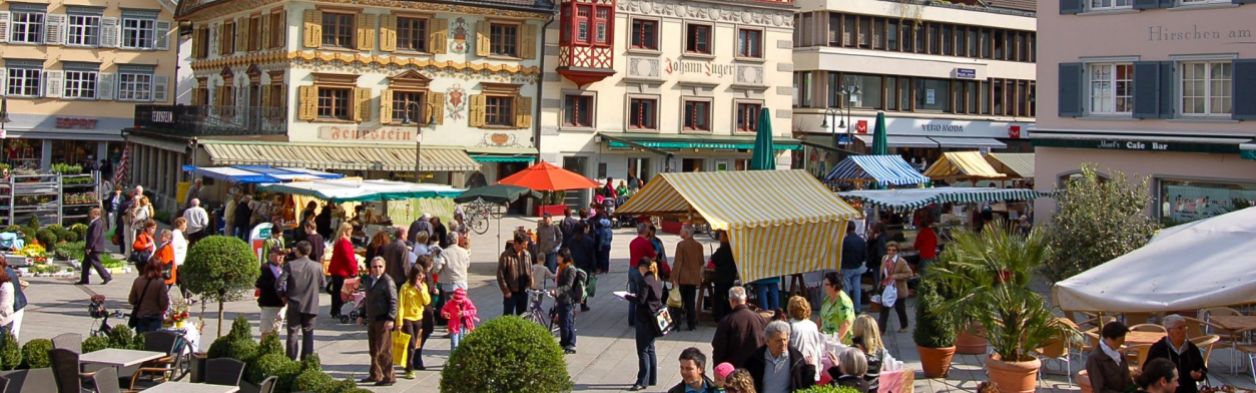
[627,223,656,326]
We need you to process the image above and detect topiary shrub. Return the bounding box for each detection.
[183,236,260,336]
[207,336,258,363]
[257,332,284,357]
[246,353,300,386]
[83,336,110,353]
[24,217,40,232]
[69,223,88,242]
[0,332,20,371]
[107,325,136,350]
[20,339,53,369]
[2,225,21,234]
[300,353,322,372]
[60,230,78,243]
[226,315,253,340]
[291,369,334,393]
[439,316,572,393]
[913,271,956,349]
[327,378,357,393]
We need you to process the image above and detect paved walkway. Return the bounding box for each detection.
[21,216,1256,392]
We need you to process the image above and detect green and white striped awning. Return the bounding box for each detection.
[837,187,1051,213]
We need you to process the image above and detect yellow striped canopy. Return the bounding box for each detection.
[617,170,861,282]
[923,151,1007,180]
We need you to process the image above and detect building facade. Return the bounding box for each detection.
[1034,0,1256,225]
[0,0,177,172]
[539,0,799,198]
[791,0,1036,178]
[128,0,552,210]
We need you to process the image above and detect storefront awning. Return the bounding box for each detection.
[1242,141,1256,160]
[825,155,929,187]
[853,134,938,148]
[838,187,1050,213]
[984,153,1034,179]
[201,141,480,172]
[602,132,802,152]
[617,170,860,282]
[258,179,465,202]
[923,151,1007,180]
[181,165,344,184]
[929,136,1007,149]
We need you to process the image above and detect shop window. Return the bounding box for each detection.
[682,99,711,131]
[397,17,429,52]
[321,12,354,48]
[1158,178,1256,224]
[564,94,593,127]
[735,102,761,132]
[685,23,712,55]
[737,28,763,59]
[317,87,352,120]
[628,97,657,130]
[630,19,657,50]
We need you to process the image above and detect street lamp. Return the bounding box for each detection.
[402,101,437,183]
[820,83,859,148]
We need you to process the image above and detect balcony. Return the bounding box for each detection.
[132,105,288,137]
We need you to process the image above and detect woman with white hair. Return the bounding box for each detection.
[826,348,870,392]
[1143,314,1206,393]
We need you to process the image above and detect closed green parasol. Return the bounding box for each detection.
[872,111,889,156]
[749,107,775,170]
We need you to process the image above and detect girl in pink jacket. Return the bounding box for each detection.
[440,287,479,350]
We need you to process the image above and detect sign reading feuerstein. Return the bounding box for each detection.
[318,126,416,142]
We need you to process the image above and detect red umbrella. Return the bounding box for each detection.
[498,161,600,191]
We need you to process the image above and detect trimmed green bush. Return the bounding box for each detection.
[83,336,110,353]
[226,315,253,340]
[246,353,299,386]
[439,316,572,393]
[69,223,88,242]
[0,332,20,370]
[291,369,334,393]
[107,325,136,350]
[34,229,57,250]
[24,217,40,232]
[183,237,260,336]
[257,332,284,357]
[3,225,21,234]
[913,271,956,348]
[328,379,357,393]
[207,336,258,362]
[19,339,52,369]
[300,353,322,372]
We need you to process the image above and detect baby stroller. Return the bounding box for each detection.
[88,295,125,337]
[0,232,24,252]
[338,277,365,324]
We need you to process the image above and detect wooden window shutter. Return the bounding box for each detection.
[219,22,230,55]
[236,17,248,53]
[379,15,396,52]
[260,85,271,110]
[1057,63,1083,118]
[192,28,204,59]
[429,92,445,125]
[380,88,394,124]
[514,95,532,128]
[520,23,537,60]
[475,22,490,57]
[298,85,316,120]
[356,14,375,51]
[259,15,271,51]
[469,94,486,127]
[355,87,371,122]
[278,11,287,48]
[430,19,448,54]
[303,9,321,48]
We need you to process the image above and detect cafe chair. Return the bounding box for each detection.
[0,375,10,393]
[257,376,278,393]
[50,348,95,393]
[203,359,244,387]
[1129,324,1167,334]
[1237,344,1256,385]
[52,334,83,355]
[91,367,122,393]
[1190,335,1221,385]
[128,331,182,389]
[1201,307,1246,373]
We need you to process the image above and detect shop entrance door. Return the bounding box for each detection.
[682,158,705,172]
[562,156,589,209]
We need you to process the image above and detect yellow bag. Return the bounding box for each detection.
[391,330,411,366]
[667,285,682,309]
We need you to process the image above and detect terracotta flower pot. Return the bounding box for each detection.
[956,325,989,354]
[985,353,1041,393]
[916,345,957,378]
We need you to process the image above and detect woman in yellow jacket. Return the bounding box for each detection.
[395,263,431,379]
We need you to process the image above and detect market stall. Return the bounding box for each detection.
[923,151,1007,182]
[825,154,930,189]
[259,179,463,202]
[616,170,861,282]
[1053,206,1256,313]
[983,153,1034,180]
[837,187,1047,214]
[181,165,344,184]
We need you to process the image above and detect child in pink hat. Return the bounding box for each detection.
[440,287,479,350]
[713,362,735,388]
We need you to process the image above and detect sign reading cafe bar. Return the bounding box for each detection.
[318,126,417,142]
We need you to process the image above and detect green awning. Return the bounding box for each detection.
[1242,141,1256,160]
[602,132,801,152]
[471,155,535,163]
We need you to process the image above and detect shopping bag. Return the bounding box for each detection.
[653,308,675,337]
[585,275,598,298]
[666,285,682,309]
[880,285,898,308]
[391,330,411,366]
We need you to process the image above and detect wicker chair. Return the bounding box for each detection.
[51,333,82,355]
[49,348,94,393]
[128,331,183,389]
[92,367,123,393]
[257,376,278,393]
[1202,307,1247,373]
[1129,323,1167,334]
[203,358,244,387]
[1191,334,1221,385]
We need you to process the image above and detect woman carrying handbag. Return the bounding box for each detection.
[876,242,912,334]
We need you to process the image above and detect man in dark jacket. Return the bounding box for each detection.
[358,257,397,386]
[281,241,324,360]
[496,233,533,316]
[80,208,113,285]
[711,232,737,321]
[668,347,719,393]
[840,222,868,312]
[1086,321,1133,393]
[566,223,597,311]
[1145,314,1207,393]
[711,286,767,368]
[381,227,410,289]
[554,250,579,353]
[744,320,816,393]
[257,247,287,335]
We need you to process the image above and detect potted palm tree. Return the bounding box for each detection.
[913,271,957,378]
[932,221,1068,393]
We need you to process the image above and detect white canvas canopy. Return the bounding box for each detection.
[259,179,464,202]
[1052,206,1256,312]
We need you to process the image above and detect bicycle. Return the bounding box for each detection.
[463,199,494,235]
[88,295,127,338]
[524,289,559,334]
